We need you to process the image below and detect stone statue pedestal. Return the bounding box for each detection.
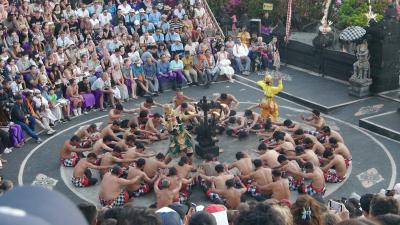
[348,76,373,97]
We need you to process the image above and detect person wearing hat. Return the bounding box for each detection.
[125,9,136,32]
[136,8,149,22]
[256,72,283,121]
[154,176,182,209]
[171,38,184,56]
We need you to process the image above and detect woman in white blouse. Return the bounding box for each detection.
[216,46,235,83]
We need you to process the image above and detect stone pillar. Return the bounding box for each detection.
[367,13,400,93]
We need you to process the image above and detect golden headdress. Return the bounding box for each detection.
[264,73,273,83]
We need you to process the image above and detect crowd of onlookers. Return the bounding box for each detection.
[0,0,282,169]
[2,180,400,225]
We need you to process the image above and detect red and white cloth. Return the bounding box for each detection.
[285,0,293,43]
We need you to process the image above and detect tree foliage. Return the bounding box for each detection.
[337,0,387,29]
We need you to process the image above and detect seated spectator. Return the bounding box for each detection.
[184,39,199,56]
[132,58,154,96]
[25,92,56,135]
[216,46,235,82]
[78,77,95,113]
[66,79,84,116]
[140,31,156,48]
[11,94,42,143]
[169,54,185,90]
[142,19,155,34]
[171,39,184,56]
[236,203,286,225]
[91,73,114,111]
[291,195,324,225]
[143,57,160,94]
[182,51,199,86]
[233,38,251,75]
[121,58,138,99]
[158,43,171,60]
[111,63,129,102]
[153,28,165,44]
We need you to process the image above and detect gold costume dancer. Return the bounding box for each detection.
[256,73,283,122]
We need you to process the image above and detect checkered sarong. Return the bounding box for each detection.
[61,157,78,167]
[288,176,302,191]
[303,184,326,196]
[71,176,88,188]
[206,188,222,201]
[100,190,129,208]
[324,169,345,183]
[131,183,150,197]
[247,184,260,197]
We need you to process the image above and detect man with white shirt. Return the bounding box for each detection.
[233,38,251,75]
[76,4,90,19]
[56,32,71,48]
[118,0,132,15]
[91,73,114,111]
[139,31,156,47]
[173,4,186,20]
[110,47,124,66]
[98,9,113,27]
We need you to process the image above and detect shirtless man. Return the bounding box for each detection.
[175,102,200,126]
[267,130,295,146]
[277,155,302,191]
[256,118,276,136]
[172,91,195,108]
[99,146,134,175]
[303,137,325,156]
[290,145,320,167]
[321,150,347,183]
[107,103,139,124]
[256,143,280,168]
[75,124,99,143]
[143,153,170,178]
[126,158,158,197]
[211,178,247,209]
[123,142,156,160]
[256,169,290,201]
[176,156,197,179]
[99,165,144,208]
[227,152,253,183]
[166,167,194,203]
[292,129,320,146]
[72,153,110,187]
[243,109,263,132]
[225,116,248,139]
[116,135,136,151]
[287,162,326,196]
[124,124,157,143]
[199,154,221,177]
[199,164,234,204]
[154,176,182,209]
[215,93,240,109]
[328,137,352,167]
[101,120,126,141]
[300,109,326,131]
[272,133,296,157]
[276,119,301,133]
[60,135,92,167]
[140,97,163,114]
[319,126,344,146]
[239,159,272,198]
[92,135,114,155]
[145,113,168,140]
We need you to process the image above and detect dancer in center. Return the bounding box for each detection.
[163,104,194,164]
[254,73,283,122]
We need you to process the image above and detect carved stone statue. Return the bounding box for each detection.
[351,40,371,81]
[349,40,373,97]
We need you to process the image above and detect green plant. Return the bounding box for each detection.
[337,0,388,29]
